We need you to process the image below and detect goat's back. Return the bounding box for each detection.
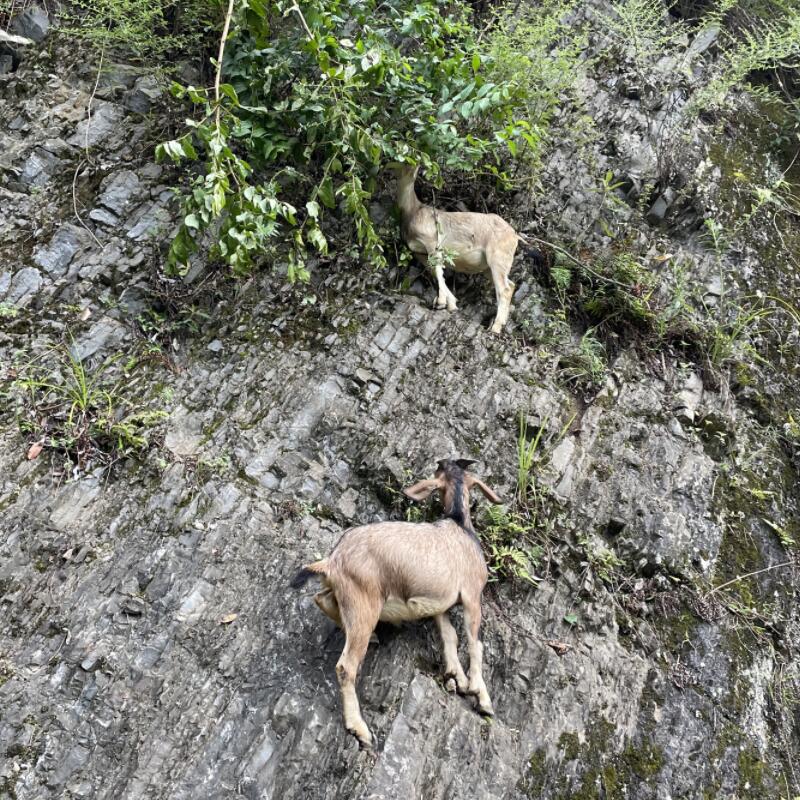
[328,520,486,605]
[404,207,518,273]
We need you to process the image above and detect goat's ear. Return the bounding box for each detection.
[466,474,502,504]
[455,459,476,470]
[403,477,442,502]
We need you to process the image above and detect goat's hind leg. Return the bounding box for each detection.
[336,593,381,748]
[314,588,343,627]
[434,613,468,694]
[487,246,516,334]
[317,589,381,643]
[461,599,494,716]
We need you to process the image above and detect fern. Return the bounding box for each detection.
[692,7,800,111]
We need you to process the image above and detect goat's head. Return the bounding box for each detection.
[388,161,420,181]
[403,459,501,528]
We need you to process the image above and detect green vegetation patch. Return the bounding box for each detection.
[158,0,541,278]
[63,0,222,63]
[5,343,167,474]
[521,716,666,799]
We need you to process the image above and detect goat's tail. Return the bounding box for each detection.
[517,233,551,270]
[290,559,328,589]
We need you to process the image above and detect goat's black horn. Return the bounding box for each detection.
[454,459,476,470]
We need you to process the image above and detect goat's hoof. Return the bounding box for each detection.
[445,674,469,694]
[477,701,495,717]
[348,727,374,749]
[446,298,457,311]
[445,674,468,694]
[434,299,447,310]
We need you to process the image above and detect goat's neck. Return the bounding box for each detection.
[443,485,474,533]
[396,171,422,219]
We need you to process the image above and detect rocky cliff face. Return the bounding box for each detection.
[1,5,799,799]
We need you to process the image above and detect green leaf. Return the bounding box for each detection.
[318,176,336,208]
[306,200,320,219]
[184,213,200,229]
[471,53,480,72]
[248,0,268,17]
[219,84,240,105]
[307,225,328,254]
[564,614,578,626]
[157,140,189,164]
[186,85,205,104]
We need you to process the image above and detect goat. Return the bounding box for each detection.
[0,28,33,46]
[291,459,501,748]
[395,163,528,334]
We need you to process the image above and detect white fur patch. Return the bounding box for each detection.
[380,596,450,623]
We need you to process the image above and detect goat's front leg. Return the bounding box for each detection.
[433,259,458,312]
[434,613,468,693]
[462,599,494,716]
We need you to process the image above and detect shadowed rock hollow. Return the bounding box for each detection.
[1,4,799,799]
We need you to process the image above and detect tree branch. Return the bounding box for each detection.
[214,0,237,133]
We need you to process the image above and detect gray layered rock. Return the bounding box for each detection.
[67,101,126,148]
[124,75,162,114]
[0,10,798,800]
[646,187,677,225]
[19,147,63,187]
[69,316,130,361]
[9,6,50,44]
[32,225,85,276]
[97,170,142,216]
[3,266,42,305]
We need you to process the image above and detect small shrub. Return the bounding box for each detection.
[484,0,587,186]
[559,328,607,392]
[578,532,624,585]
[9,345,166,473]
[705,294,800,370]
[64,0,222,63]
[691,8,800,114]
[517,410,549,506]
[479,505,544,587]
[581,252,659,329]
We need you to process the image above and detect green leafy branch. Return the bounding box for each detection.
[158,0,536,279]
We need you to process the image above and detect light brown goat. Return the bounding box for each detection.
[395,163,520,333]
[291,459,501,748]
